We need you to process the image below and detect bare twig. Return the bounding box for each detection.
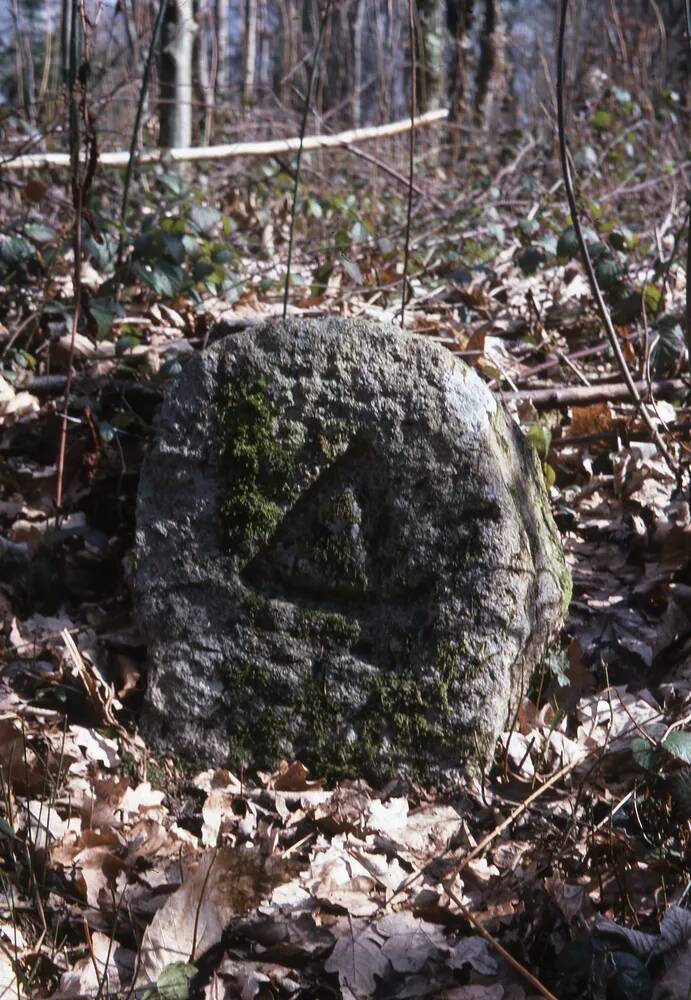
[556,0,678,477]
[282,0,333,318]
[400,0,417,326]
[445,885,560,1000]
[56,0,97,513]
[116,0,170,275]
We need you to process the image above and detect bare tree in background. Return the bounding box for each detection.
[243,0,257,105]
[159,0,196,147]
[415,0,444,112]
[474,0,505,128]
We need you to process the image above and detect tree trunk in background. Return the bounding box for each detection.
[243,0,257,105]
[159,0,196,148]
[352,0,366,127]
[446,0,473,160]
[415,0,444,112]
[659,0,691,105]
[216,0,230,90]
[195,2,216,142]
[474,0,505,129]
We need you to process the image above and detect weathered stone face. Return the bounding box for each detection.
[135,318,570,783]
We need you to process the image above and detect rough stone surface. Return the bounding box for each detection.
[135,317,570,782]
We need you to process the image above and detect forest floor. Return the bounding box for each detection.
[1,95,691,999]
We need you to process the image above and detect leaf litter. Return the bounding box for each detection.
[1,124,690,1000]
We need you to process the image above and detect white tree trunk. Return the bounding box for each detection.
[243,0,258,105]
[216,0,230,90]
[159,0,197,149]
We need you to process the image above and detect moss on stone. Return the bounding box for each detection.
[293,608,360,647]
[434,639,462,709]
[311,488,369,593]
[219,655,292,769]
[217,378,295,554]
[317,420,350,462]
[299,660,481,784]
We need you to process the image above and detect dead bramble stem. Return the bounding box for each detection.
[556,0,680,481]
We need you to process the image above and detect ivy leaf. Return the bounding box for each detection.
[0,816,16,840]
[190,205,221,236]
[662,730,691,763]
[334,228,350,253]
[518,217,540,239]
[595,257,620,291]
[0,235,35,267]
[608,231,630,253]
[351,220,369,244]
[135,260,186,298]
[516,246,544,275]
[651,315,685,377]
[606,951,652,1000]
[669,771,691,818]
[544,650,570,687]
[24,222,57,243]
[98,421,116,443]
[557,227,579,260]
[89,298,125,340]
[341,256,363,284]
[115,334,140,356]
[611,289,641,326]
[631,737,657,772]
[142,961,197,1000]
[308,197,323,220]
[161,233,186,264]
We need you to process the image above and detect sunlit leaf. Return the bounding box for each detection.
[190,205,221,235]
[341,256,362,284]
[24,222,57,243]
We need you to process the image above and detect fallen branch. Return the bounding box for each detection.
[0,108,449,171]
[501,377,687,408]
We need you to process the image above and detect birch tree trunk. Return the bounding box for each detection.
[216,0,230,90]
[159,0,197,148]
[243,0,258,105]
[352,0,366,127]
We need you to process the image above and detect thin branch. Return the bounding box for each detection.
[115,0,170,275]
[401,0,416,326]
[556,0,678,477]
[501,377,687,408]
[56,0,95,513]
[282,0,332,318]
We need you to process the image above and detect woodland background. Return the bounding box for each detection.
[1,1,691,999]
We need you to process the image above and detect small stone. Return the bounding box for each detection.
[135,318,570,784]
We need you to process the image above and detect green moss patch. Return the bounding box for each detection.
[217,378,295,554]
[300,663,486,784]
